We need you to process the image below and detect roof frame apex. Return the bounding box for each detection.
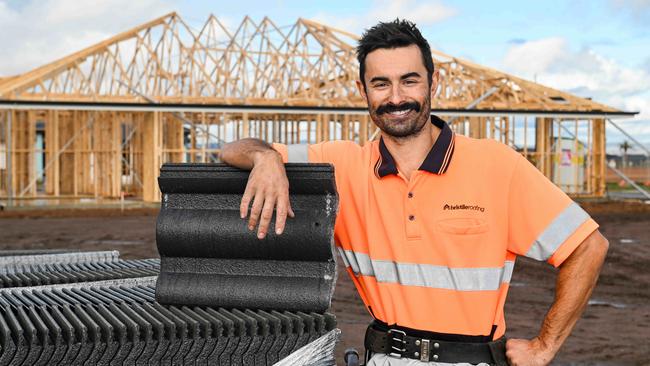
[0,13,631,114]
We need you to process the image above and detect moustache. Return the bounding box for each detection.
[376,102,421,116]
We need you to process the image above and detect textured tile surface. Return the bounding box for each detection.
[156,163,339,313]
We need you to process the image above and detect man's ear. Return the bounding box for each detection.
[430,69,440,99]
[356,80,368,104]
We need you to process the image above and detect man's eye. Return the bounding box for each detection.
[373,83,388,88]
[404,79,418,85]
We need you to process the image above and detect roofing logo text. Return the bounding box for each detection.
[443,204,485,212]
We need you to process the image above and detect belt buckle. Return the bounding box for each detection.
[387,328,406,358]
[419,339,430,361]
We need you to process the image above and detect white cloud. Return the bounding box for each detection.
[607,93,650,124]
[502,37,567,76]
[0,0,177,77]
[503,37,650,97]
[312,0,456,34]
[610,0,650,10]
[502,36,650,148]
[310,12,363,34]
[609,0,650,22]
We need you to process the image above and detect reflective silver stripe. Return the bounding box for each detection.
[338,249,514,291]
[502,260,515,284]
[338,248,375,276]
[337,247,351,268]
[526,202,590,261]
[287,144,309,162]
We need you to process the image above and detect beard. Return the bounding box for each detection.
[368,95,431,139]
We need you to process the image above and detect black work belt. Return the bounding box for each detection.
[365,321,508,365]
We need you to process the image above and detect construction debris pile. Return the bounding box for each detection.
[0,164,340,365]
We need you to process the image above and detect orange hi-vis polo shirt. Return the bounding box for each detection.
[273,115,599,340]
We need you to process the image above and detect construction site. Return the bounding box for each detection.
[0,12,648,365]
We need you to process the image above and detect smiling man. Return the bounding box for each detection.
[220,19,608,366]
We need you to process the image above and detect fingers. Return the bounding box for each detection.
[504,338,551,366]
[505,338,520,366]
[239,159,293,239]
[244,192,293,239]
[257,195,276,239]
[244,188,292,239]
[248,193,264,231]
[275,195,290,235]
[240,184,253,219]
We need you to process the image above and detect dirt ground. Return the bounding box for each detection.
[0,201,648,365]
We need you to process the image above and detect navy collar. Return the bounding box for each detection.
[374,115,455,178]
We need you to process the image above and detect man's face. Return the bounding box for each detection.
[357,45,437,139]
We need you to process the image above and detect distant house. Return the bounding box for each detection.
[607,154,648,168]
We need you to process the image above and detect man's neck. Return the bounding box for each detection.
[382,120,441,181]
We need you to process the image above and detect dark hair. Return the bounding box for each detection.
[356,19,434,88]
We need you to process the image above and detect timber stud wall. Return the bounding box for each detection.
[0,109,608,202]
[0,110,377,202]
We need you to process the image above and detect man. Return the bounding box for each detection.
[220,19,608,366]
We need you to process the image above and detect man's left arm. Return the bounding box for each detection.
[506,229,609,366]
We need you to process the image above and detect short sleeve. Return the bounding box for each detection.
[507,154,599,267]
[272,141,358,166]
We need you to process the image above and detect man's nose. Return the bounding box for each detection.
[388,84,406,105]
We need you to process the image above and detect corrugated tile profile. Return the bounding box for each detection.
[155,163,339,313]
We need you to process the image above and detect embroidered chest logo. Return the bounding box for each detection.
[443,204,486,212]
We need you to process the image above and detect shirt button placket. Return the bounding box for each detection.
[405,186,420,239]
[407,189,416,221]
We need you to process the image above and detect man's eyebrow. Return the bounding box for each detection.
[401,72,422,80]
[368,72,422,84]
[369,76,390,84]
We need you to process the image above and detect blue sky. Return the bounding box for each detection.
[178,1,649,68]
[1,0,649,152]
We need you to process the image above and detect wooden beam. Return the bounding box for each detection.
[5,110,12,204]
[359,115,368,145]
[242,112,250,138]
[535,117,553,177]
[592,118,606,196]
[142,111,162,202]
[469,117,481,139]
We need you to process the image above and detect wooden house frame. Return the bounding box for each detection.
[0,13,636,203]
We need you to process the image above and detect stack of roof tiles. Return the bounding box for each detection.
[0,251,159,289]
[0,163,340,365]
[0,277,336,365]
[155,163,339,313]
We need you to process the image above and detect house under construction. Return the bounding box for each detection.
[0,12,637,204]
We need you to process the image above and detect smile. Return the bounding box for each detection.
[388,108,412,116]
[376,101,421,117]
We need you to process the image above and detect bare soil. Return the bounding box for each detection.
[0,201,648,365]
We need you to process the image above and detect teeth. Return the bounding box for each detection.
[389,109,410,116]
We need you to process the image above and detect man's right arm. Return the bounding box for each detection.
[220,138,294,239]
